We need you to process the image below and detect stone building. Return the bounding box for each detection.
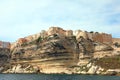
[65,30,73,37]
[76,31,88,39]
[0,41,10,48]
[47,27,74,37]
[74,30,112,44]
[92,33,112,44]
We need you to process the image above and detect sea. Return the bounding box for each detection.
[0,74,120,80]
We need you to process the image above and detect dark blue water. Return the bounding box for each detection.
[0,74,120,80]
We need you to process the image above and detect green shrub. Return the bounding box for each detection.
[114,42,120,48]
[94,56,120,69]
[21,43,28,46]
[90,31,94,33]
[36,36,43,43]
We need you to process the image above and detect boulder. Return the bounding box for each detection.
[96,67,104,74]
[14,64,23,73]
[105,69,118,76]
[87,65,99,74]
[86,63,92,68]
[7,64,38,73]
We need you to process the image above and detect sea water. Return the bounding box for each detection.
[0,74,120,80]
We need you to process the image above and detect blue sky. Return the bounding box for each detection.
[0,0,120,42]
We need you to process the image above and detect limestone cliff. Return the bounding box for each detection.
[0,48,10,72]
[1,27,120,75]
[12,35,78,64]
[0,41,10,68]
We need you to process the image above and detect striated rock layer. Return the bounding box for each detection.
[10,34,79,73]
[1,26,120,75]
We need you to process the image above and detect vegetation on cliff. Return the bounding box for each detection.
[94,56,120,69]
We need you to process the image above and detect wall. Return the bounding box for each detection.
[0,41,10,48]
[74,30,112,44]
[47,27,73,37]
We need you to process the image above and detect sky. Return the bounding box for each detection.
[0,0,120,42]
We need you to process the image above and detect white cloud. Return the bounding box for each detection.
[0,0,120,42]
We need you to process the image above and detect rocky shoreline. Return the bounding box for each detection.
[1,61,120,76]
